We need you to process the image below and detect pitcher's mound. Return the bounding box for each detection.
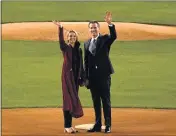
[75,124,105,130]
[2,22,176,41]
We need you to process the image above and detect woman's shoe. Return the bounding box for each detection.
[64,128,75,133]
[71,127,78,133]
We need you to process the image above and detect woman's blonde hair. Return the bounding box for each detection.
[66,30,78,43]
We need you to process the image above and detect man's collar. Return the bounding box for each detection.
[92,33,100,40]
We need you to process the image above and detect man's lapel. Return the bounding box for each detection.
[95,35,103,55]
[86,39,91,51]
[86,35,103,56]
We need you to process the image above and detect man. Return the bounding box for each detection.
[84,12,117,133]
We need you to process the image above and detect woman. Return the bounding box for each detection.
[53,21,84,133]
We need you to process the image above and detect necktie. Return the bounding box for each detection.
[89,39,96,55]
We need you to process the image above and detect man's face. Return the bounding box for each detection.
[89,23,100,38]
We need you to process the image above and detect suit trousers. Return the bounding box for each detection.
[89,74,111,127]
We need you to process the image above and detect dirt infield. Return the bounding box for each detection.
[2,108,176,136]
[2,22,176,41]
[2,22,176,136]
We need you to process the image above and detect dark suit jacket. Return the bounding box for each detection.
[84,24,117,81]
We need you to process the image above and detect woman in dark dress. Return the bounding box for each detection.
[53,21,84,133]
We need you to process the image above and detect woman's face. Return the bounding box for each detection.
[67,32,77,45]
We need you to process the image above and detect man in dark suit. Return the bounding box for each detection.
[84,12,117,133]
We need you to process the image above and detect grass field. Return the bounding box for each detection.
[2,1,176,109]
[2,1,176,25]
[2,40,176,108]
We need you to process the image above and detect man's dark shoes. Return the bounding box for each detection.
[87,125,101,132]
[105,126,111,133]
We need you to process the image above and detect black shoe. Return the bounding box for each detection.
[105,126,111,133]
[87,125,101,132]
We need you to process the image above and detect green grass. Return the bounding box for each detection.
[2,1,176,109]
[2,1,176,25]
[2,40,176,108]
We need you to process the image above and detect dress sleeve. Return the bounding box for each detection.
[58,26,67,51]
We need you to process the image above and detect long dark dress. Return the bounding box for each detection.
[58,26,83,118]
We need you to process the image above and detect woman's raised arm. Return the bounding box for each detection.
[52,21,67,51]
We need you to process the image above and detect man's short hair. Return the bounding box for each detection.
[88,21,100,28]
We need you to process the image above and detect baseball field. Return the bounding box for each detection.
[2,1,176,136]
